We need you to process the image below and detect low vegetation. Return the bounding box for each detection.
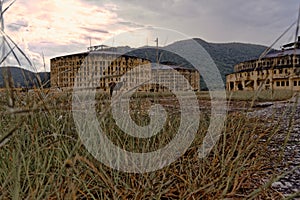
[0,88,296,199]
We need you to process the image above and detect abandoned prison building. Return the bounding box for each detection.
[50,45,200,93]
[226,37,300,92]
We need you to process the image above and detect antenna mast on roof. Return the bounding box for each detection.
[89,37,92,50]
[155,37,158,65]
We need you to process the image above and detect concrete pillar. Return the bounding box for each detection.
[289,78,293,91]
[254,79,258,90]
[270,78,273,90]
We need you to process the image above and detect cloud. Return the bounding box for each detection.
[81,27,109,34]
[83,0,300,46]
[117,21,145,28]
[7,24,22,32]
[6,19,29,32]
[1,0,300,71]
[2,0,127,71]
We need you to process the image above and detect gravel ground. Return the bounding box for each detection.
[246,98,300,198]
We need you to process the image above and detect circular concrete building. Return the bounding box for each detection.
[226,37,300,92]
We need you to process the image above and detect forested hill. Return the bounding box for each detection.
[0,67,50,88]
[183,38,267,74]
[125,38,268,89]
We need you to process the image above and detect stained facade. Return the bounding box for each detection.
[50,46,200,92]
[148,64,200,92]
[226,39,300,91]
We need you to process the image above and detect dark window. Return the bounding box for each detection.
[277,82,280,87]
[281,81,285,86]
[294,81,297,86]
[229,82,234,90]
[274,70,277,74]
[286,81,289,86]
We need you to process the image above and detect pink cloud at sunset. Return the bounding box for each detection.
[3,0,132,71]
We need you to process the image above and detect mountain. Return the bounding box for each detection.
[124,38,268,90]
[0,67,50,88]
[187,38,267,75]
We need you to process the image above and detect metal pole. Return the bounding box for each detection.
[0,0,4,66]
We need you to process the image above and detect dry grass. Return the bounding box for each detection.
[227,90,294,102]
[0,87,296,199]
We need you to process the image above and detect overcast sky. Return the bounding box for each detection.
[3,0,300,71]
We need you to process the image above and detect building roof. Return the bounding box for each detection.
[89,50,122,56]
[51,50,142,61]
[151,63,195,70]
[264,48,300,58]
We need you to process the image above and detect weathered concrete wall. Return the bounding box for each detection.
[50,52,200,92]
[226,54,300,92]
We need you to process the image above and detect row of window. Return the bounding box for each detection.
[237,68,300,78]
[55,60,133,68]
[76,77,118,82]
[274,68,288,74]
[276,81,289,87]
[236,58,300,71]
[56,60,82,67]
[275,80,300,87]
